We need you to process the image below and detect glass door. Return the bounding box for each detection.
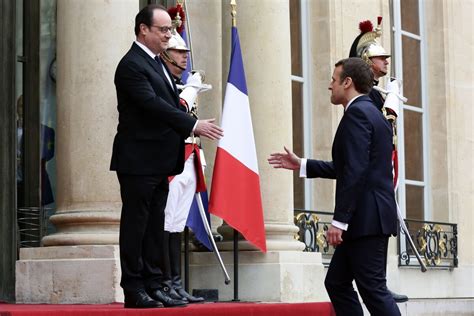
[16,0,57,248]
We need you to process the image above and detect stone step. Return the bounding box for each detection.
[362,298,474,316]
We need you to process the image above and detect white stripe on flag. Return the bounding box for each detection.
[218,83,259,174]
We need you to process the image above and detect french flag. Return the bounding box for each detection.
[209,26,267,253]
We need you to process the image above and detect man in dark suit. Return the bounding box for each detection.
[268,58,400,315]
[111,4,223,309]
[349,17,408,304]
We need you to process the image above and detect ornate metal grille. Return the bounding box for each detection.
[294,209,458,270]
[294,209,334,266]
[398,219,458,269]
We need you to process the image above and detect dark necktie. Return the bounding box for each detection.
[154,55,162,65]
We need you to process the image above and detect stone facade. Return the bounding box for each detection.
[15,0,473,303]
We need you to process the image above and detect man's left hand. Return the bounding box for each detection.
[327,225,343,246]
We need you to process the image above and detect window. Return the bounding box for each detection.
[290,0,313,210]
[391,0,430,220]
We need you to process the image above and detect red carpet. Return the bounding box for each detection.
[0,302,335,316]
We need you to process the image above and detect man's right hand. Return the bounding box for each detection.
[194,119,224,140]
[267,146,301,170]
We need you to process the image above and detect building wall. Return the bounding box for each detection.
[441,0,473,267]
[10,0,474,303]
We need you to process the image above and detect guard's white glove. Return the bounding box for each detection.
[179,72,212,107]
[373,79,407,117]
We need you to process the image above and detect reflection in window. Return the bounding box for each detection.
[40,0,57,214]
[402,36,421,107]
[404,111,423,181]
[290,0,302,77]
[401,0,420,35]
[406,185,424,220]
[292,81,304,208]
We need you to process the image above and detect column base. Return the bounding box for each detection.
[189,251,329,302]
[15,245,123,304]
[42,210,120,246]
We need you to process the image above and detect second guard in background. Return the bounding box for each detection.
[159,9,208,303]
[349,16,408,304]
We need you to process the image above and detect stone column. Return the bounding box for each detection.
[188,0,326,302]
[15,0,137,304]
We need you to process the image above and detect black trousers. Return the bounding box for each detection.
[117,173,171,292]
[324,235,401,316]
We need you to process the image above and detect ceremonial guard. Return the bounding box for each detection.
[159,6,209,303]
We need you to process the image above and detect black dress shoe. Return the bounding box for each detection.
[148,288,188,307]
[176,288,205,303]
[167,286,184,301]
[124,289,163,308]
[389,290,409,303]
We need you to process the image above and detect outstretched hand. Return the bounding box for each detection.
[194,119,224,140]
[267,146,301,170]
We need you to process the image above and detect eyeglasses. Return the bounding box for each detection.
[150,25,173,34]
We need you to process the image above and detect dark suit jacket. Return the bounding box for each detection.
[110,43,196,176]
[306,95,397,240]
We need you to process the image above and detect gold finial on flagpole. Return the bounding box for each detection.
[230,0,237,27]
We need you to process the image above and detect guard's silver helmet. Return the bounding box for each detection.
[168,31,189,52]
[349,17,390,63]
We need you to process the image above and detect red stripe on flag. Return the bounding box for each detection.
[209,148,267,252]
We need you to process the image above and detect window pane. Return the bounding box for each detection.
[402,36,421,107]
[292,81,304,208]
[404,110,423,181]
[401,0,420,35]
[290,0,302,76]
[406,184,424,220]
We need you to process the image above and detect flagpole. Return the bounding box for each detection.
[175,0,232,288]
[229,0,241,302]
[179,0,195,67]
[230,0,237,27]
[195,193,231,284]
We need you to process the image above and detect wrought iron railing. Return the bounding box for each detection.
[294,209,458,270]
[294,209,334,266]
[398,219,458,269]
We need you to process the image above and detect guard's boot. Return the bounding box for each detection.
[170,232,205,303]
[389,289,408,303]
[161,231,184,301]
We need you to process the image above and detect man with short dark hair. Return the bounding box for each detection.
[269,57,401,316]
[111,4,223,309]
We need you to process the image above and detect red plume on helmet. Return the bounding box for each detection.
[359,20,373,33]
[168,5,185,34]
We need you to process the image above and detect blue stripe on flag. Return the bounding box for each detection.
[186,191,212,250]
[227,27,248,95]
[180,29,192,83]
